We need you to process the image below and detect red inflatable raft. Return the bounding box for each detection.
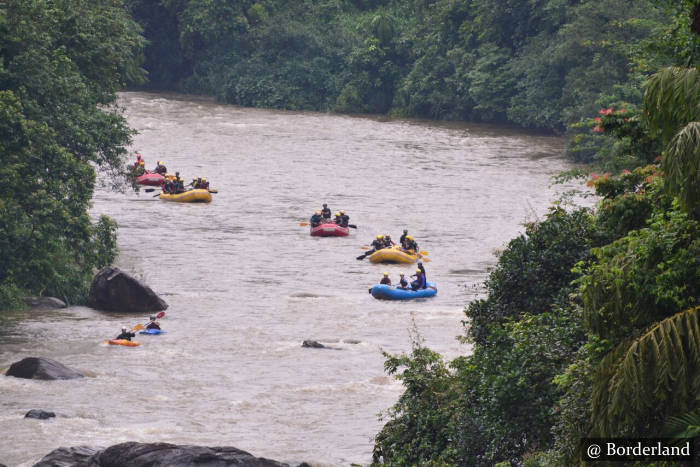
[136,172,165,186]
[310,223,349,237]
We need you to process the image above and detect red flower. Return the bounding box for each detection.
[595,117,602,122]
[593,125,604,133]
[599,107,614,115]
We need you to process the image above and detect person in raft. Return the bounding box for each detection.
[145,316,161,330]
[310,210,323,228]
[174,172,185,193]
[380,272,392,285]
[369,235,386,253]
[383,235,396,248]
[115,326,136,341]
[333,212,342,224]
[399,229,409,248]
[153,160,167,174]
[403,235,419,253]
[398,273,409,289]
[321,203,332,220]
[339,211,349,227]
[415,261,427,282]
[411,268,427,291]
[134,160,146,176]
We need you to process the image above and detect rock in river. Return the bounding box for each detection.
[34,442,300,467]
[5,357,83,380]
[22,296,67,309]
[25,409,56,420]
[87,267,167,313]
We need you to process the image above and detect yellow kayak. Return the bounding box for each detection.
[369,246,421,264]
[159,189,212,203]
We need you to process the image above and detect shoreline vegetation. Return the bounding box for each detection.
[1,1,699,466]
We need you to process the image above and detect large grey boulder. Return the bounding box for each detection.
[25,409,56,420]
[33,442,302,467]
[5,357,83,380]
[33,446,101,467]
[87,267,167,313]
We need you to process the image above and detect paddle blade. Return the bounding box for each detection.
[299,222,309,226]
[361,246,370,250]
[419,251,429,256]
[156,311,166,319]
[144,188,155,193]
[421,257,431,263]
[208,189,218,193]
[356,255,366,260]
[132,324,144,331]
[348,224,357,229]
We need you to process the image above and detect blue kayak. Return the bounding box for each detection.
[370,282,437,300]
[139,329,166,335]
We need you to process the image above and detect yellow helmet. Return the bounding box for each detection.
[158,160,163,164]
[202,178,207,181]
[315,210,321,214]
[406,235,414,241]
[383,272,389,275]
[377,234,384,240]
[340,210,345,214]
[335,212,341,216]
[139,161,145,165]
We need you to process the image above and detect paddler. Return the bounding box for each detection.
[398,273,409,289]
[145,316,161,330]
[154,160,167,174]
[411,268,427,291]
[115,326,136,341]
[383,235,395,248]
[356,235,386,260]
[321,203,332,220]
[310,210,323,228]
[334,212,342,224]
[339,211,349,227]
[380,272,392,285]
[399,229,409,248]
[403,235,418,253]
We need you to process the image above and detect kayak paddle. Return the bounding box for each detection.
[299,222,309,226]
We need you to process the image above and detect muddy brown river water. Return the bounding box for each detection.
[0,92,584,466]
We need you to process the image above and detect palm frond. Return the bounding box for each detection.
[664,121,700,212]
[590,307,700,437]
[643,67,700,143]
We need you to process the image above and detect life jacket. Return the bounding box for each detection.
[380,277,391,285]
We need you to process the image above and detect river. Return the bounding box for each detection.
[0,92,582,466]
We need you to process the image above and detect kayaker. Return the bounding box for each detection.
[339,211,350,227]
[310,210,323,227]
[383,235,395,248]
[145,316,161,330]
[398,273,409,289]
[399,229,409,248]
[380,272,392,285]
[403,235,419,253]
[411,269,427,290]
[115,326,135,341]
[321,203,332,220]
[154,160,167,174]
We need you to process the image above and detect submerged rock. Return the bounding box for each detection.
[34,442,293,466]
[22,296,67,309]
[25,409,56,420]
[302,340,326,348]
[87,267,167,313]
[6,357,83,380]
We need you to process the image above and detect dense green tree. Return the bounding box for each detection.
[0,0,144,307]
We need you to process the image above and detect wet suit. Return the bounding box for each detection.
[116,331,135,341]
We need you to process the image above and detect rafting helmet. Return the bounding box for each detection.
[150,316,155,320]
[399,273,405,276]
[335,212,341,216]
[403,229,408,233]
[202,178,207,182]
[121,326,127,332]
[383,272,389,276]
[158,160,163,164]
[323,203,327,207]
[377,234,384,240]
[340,210,345,214]
[315,210,321,214]
[406,235,414,241]
[139,161,145,165]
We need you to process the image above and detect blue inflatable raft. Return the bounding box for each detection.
[370,282,437,300]
[139,329,166,335]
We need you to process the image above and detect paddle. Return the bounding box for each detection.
[299,222,309,226]
[144,188,156,193]
[420,251,429,256]
[153,192,162,197]
[208,189,218,193]
[138,311,166,331]
[348,224,357,229]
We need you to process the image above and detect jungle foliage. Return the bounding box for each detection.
[0,0,144,307]
[127,0,700,134]
[373,3,700,465]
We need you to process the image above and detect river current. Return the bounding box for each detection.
[0,92,582,466]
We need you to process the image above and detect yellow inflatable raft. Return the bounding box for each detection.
[159,189,212,203]
[369,246,421,264]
